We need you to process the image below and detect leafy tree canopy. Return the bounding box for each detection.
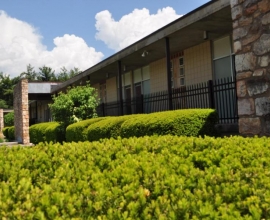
[49,83,99,126]
[0,99,8,109]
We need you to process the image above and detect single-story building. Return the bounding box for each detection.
[12,0,270,143]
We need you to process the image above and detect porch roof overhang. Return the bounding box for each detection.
[52,0,232,93]
[28,82,61,100]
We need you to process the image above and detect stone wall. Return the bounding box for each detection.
[0,109,3,139]
[13,79,30,144]
[231,0,270,135]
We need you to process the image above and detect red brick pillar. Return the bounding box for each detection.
[13,79,30,144]
[0,109,3,139]
[231,0,270,136]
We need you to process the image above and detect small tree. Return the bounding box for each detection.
[49,83,99,127]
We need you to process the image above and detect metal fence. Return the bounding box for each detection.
[96,77,238,124]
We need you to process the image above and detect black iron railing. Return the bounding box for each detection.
[96,77,238,124]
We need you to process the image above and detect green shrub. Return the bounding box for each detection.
[1,136,270,219]
[4,112,14,126]
[7,126,15,141]
[66,117,107,142]
[44,122,63,143]
[30,122,60,144]
[2,127,10,139]
[121,109,218,138]
[87,115,136,142]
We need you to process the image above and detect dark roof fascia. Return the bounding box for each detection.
[52,0,230,93]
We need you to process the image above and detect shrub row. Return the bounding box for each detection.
[0,135,270,219]
[29,109,217,144]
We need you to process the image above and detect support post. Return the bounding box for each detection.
[13,79,30,144]
[118,60,124,115]
[165,37,173,110]
[208,80,215,109]
[0,109,4,139]
[231,0,270,136]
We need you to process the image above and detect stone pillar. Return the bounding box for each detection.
[231,0,270,136]
[0,109,4,139]
[14,79,30,144]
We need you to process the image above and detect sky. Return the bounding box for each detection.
[0,0,210,78]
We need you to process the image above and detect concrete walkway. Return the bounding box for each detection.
[0,142,34,147]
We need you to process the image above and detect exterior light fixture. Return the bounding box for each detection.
[203,31,208,40]
[141,50,149,57]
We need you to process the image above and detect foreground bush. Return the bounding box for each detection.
[29,122,61,144]
[0,136,270,219]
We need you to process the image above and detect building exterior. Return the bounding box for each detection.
[12,0,270,143]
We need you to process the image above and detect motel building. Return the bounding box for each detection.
[1,0,269,144]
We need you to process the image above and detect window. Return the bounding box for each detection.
[213,36,234,80]
[179,57,185,86]
[133,66,150,95]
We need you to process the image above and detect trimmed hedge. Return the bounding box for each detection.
[66,117,107,142]
[2,127,10,139]
[44,122,64,143]
[8,126,15,141]
[3,126,15,141]
[29,109,218,143]
[29,122,61,144]
[86,109,217,142]
[121,109,218,138]
[87,115,137,142]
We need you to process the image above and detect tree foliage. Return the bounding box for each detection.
[49,83,99,126]
[0,72,20,108]
[20,64,37,81]
[37,66,56,81]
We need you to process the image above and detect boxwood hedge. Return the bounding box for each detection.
[29,122,61,144]
[2,127,10,139]
[66,117,107,142]
[2,126,15,141]
[87,115,136,142]
[121,109,218,138]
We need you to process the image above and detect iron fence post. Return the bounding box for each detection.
[208,80,215,109]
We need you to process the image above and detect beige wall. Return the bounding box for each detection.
[92,83,100,100]
[150,58,167,93]
[106,77,117,102]
[184,41,213,86]
[92,41,213,99]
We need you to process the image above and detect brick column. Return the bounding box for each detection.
[231,0,270,136]
[14,79,30,144]
[0,109,3,139]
